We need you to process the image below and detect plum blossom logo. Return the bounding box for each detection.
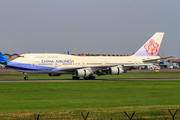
[144,39,159,55]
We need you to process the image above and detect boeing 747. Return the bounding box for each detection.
[0,32,170,80]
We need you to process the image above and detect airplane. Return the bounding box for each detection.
[0,32,171,80]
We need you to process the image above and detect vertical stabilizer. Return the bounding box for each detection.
[133,32,164,56]
[0,52,9,64]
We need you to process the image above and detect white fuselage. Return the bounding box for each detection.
[12,53,159,70]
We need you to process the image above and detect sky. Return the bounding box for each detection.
[0,0,180,58]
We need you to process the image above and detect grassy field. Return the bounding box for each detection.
[0,72,180,80]
[1,73,180,119]
[0,80,180,119]
[1,81,180,111]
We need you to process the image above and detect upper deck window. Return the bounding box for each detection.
[30,56,44,59]
[48,56,58,58]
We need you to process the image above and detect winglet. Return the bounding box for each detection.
[133,32,164,56]
[0,52,9,64]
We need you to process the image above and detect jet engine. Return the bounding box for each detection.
[109,66,124,75]
[75,69,91,77]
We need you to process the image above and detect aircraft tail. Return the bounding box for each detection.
[133,32,164,56]
[0,52,9,64]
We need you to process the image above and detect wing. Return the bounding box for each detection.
[59,63,152,73]
[59,56,172,74]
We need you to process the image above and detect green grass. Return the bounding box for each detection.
[1,73,180,119]
[0,72,180,80]
[0,81,180,113]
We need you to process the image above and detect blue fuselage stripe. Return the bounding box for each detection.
[7,62,54,71]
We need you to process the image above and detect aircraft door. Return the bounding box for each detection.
[103,61,107,66]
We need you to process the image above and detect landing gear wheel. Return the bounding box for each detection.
[83,77,88,80]
[24,76,28,80]
[92,76,95,80]
[89,76,95,80]
[72,76,80,80]
[84,76,95,80]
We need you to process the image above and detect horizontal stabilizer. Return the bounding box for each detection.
[143,56,173,62]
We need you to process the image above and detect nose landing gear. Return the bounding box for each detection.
[24,73,28,80]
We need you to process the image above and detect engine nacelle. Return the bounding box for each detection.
[109,66,124,75]
[75,69,91,77]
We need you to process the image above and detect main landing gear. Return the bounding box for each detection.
[72,76,80,80]
[83,76,95,80]
[24,73,28,80]
[72,76,95,80]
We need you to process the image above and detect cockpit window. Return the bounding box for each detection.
[18,56,24,58]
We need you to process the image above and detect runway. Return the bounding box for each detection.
[1,78,180,83]
[1,69,180,82]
